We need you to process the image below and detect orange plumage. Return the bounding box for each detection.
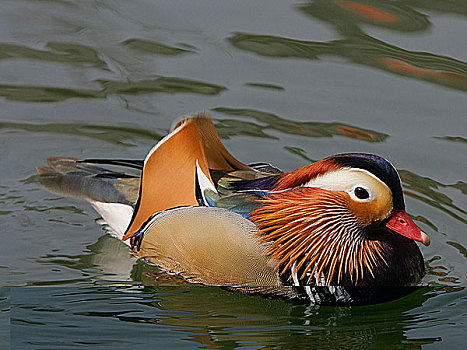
[37,112,430,304]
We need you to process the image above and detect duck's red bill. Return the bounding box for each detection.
[386,209,430,246]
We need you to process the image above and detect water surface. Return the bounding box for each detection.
[1,1,466,349]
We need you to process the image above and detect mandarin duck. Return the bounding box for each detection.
[37,112,430,305]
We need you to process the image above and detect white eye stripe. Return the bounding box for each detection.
[303,168,390,202]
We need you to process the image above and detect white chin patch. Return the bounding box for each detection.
[90,201,134,243]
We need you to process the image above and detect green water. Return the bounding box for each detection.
[1,1,466,348]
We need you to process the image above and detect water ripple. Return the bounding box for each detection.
[228,32,467,92]
[214,107,389,142]
[0,76,226,102]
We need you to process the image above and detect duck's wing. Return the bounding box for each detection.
[201,164,284,218]
[132,206,298,298]
[37,112,252,241]
[122,112,252,240]
[37,157,141,204]
[37,157,141,239]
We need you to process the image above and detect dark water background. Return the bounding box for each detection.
[0,1,466,349]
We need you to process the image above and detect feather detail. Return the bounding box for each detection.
[229,158,338,193]
[273,159,340,190]
[128,206,297,298]
[250,187,387,285]
[122,113,251,241]
[77,158,144,170]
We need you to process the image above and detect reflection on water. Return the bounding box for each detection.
[446,241,467,259]
[35,235,136,284]
[436,136,467,146]
[400,169,467,225]
[229,32,467,92]
[301,0,430,32]
[144,286,443,349]
[9,284,453,349]
[123,39,196,56]
[214,107,389,142]
[0,121,162,145]
[0,42,106,67]
[0,76,226,102]
[244,82,285,91]
[229,1,467,93]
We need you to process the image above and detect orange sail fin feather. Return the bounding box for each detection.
[123,113,251,240]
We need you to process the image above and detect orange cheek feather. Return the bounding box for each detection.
[345,192,392,226]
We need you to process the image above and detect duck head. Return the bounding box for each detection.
[250,153,429,286]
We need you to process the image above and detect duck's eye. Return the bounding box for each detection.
[354,186,369,200]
